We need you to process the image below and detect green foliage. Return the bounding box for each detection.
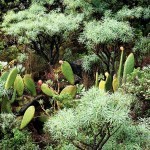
[103,121,150,150]
[0,114,39,150]
[133,36,150,55]
[116,6,150,20]
[0,113,16,134]
[79,18,134,49]
[2,4,83,44]
[44,88,149,149]
[81,54,100,72]
[122,66,150,100]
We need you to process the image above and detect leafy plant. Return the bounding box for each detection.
[0,113,39,150]
[122,66,150,100]
[44,88,150,149]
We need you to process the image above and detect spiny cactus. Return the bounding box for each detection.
[20,105,35,129]
[14,75,24,97]
[41,83,57,97]
[5,68,18,90]
[59,60,75,85]
[123,53,135,83]
[23,74,36,96]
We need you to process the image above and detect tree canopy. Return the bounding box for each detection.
[1,0,150,71]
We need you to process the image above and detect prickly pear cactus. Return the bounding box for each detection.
[20,105,35,129]
[123,53,134,83]
[23,74,36,96]
[14,75,24,96]
[59,60,75,85]
[5,68,18,89]
[41,83,56,97]
[60,85,77,98]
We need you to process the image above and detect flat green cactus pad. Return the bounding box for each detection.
[23,74,36,96]
[61,61,75,85]
[41,83,56,97]
[123,53,134,83]
[60,85,77,98]
[14,75,24,96]
[5,68,18,89]
[20,105,35,129]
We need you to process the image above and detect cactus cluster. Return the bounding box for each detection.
[0,67,37,128]
[98,47,135,92]
[40,60,77,107]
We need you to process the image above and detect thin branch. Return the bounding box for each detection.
[98,125,121,150]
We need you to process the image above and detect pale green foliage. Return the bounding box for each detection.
[45,88,143,149]
[2,3,83,43]
[64,0,93,16]
[123,66,150,100]
[81,53,100,72]
[0,79,11,97]
[133,37,150,54]
[79,18,134,49]
[116,6,150,20]
[0,113,16,134]
[44,88,150,149]
[32,0,54,5]
[0,113,39,150]
[103,122,150,150]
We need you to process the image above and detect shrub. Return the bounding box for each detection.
[44,88,150,149]
[122,66,150,100]
[0,113,39,150]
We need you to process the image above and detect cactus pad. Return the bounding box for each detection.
[41,83,56,97]
[5,68,18,89]
[23,74,36,96]
[20,105,35,129]
[60,61,75,85]
[14,75,24,96]
[123,53,134,83]
[60,85,77,98]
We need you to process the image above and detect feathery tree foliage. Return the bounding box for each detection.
[1,0,150,70]
[44,88,150,150]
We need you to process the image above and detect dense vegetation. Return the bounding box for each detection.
[0,0,149,149]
